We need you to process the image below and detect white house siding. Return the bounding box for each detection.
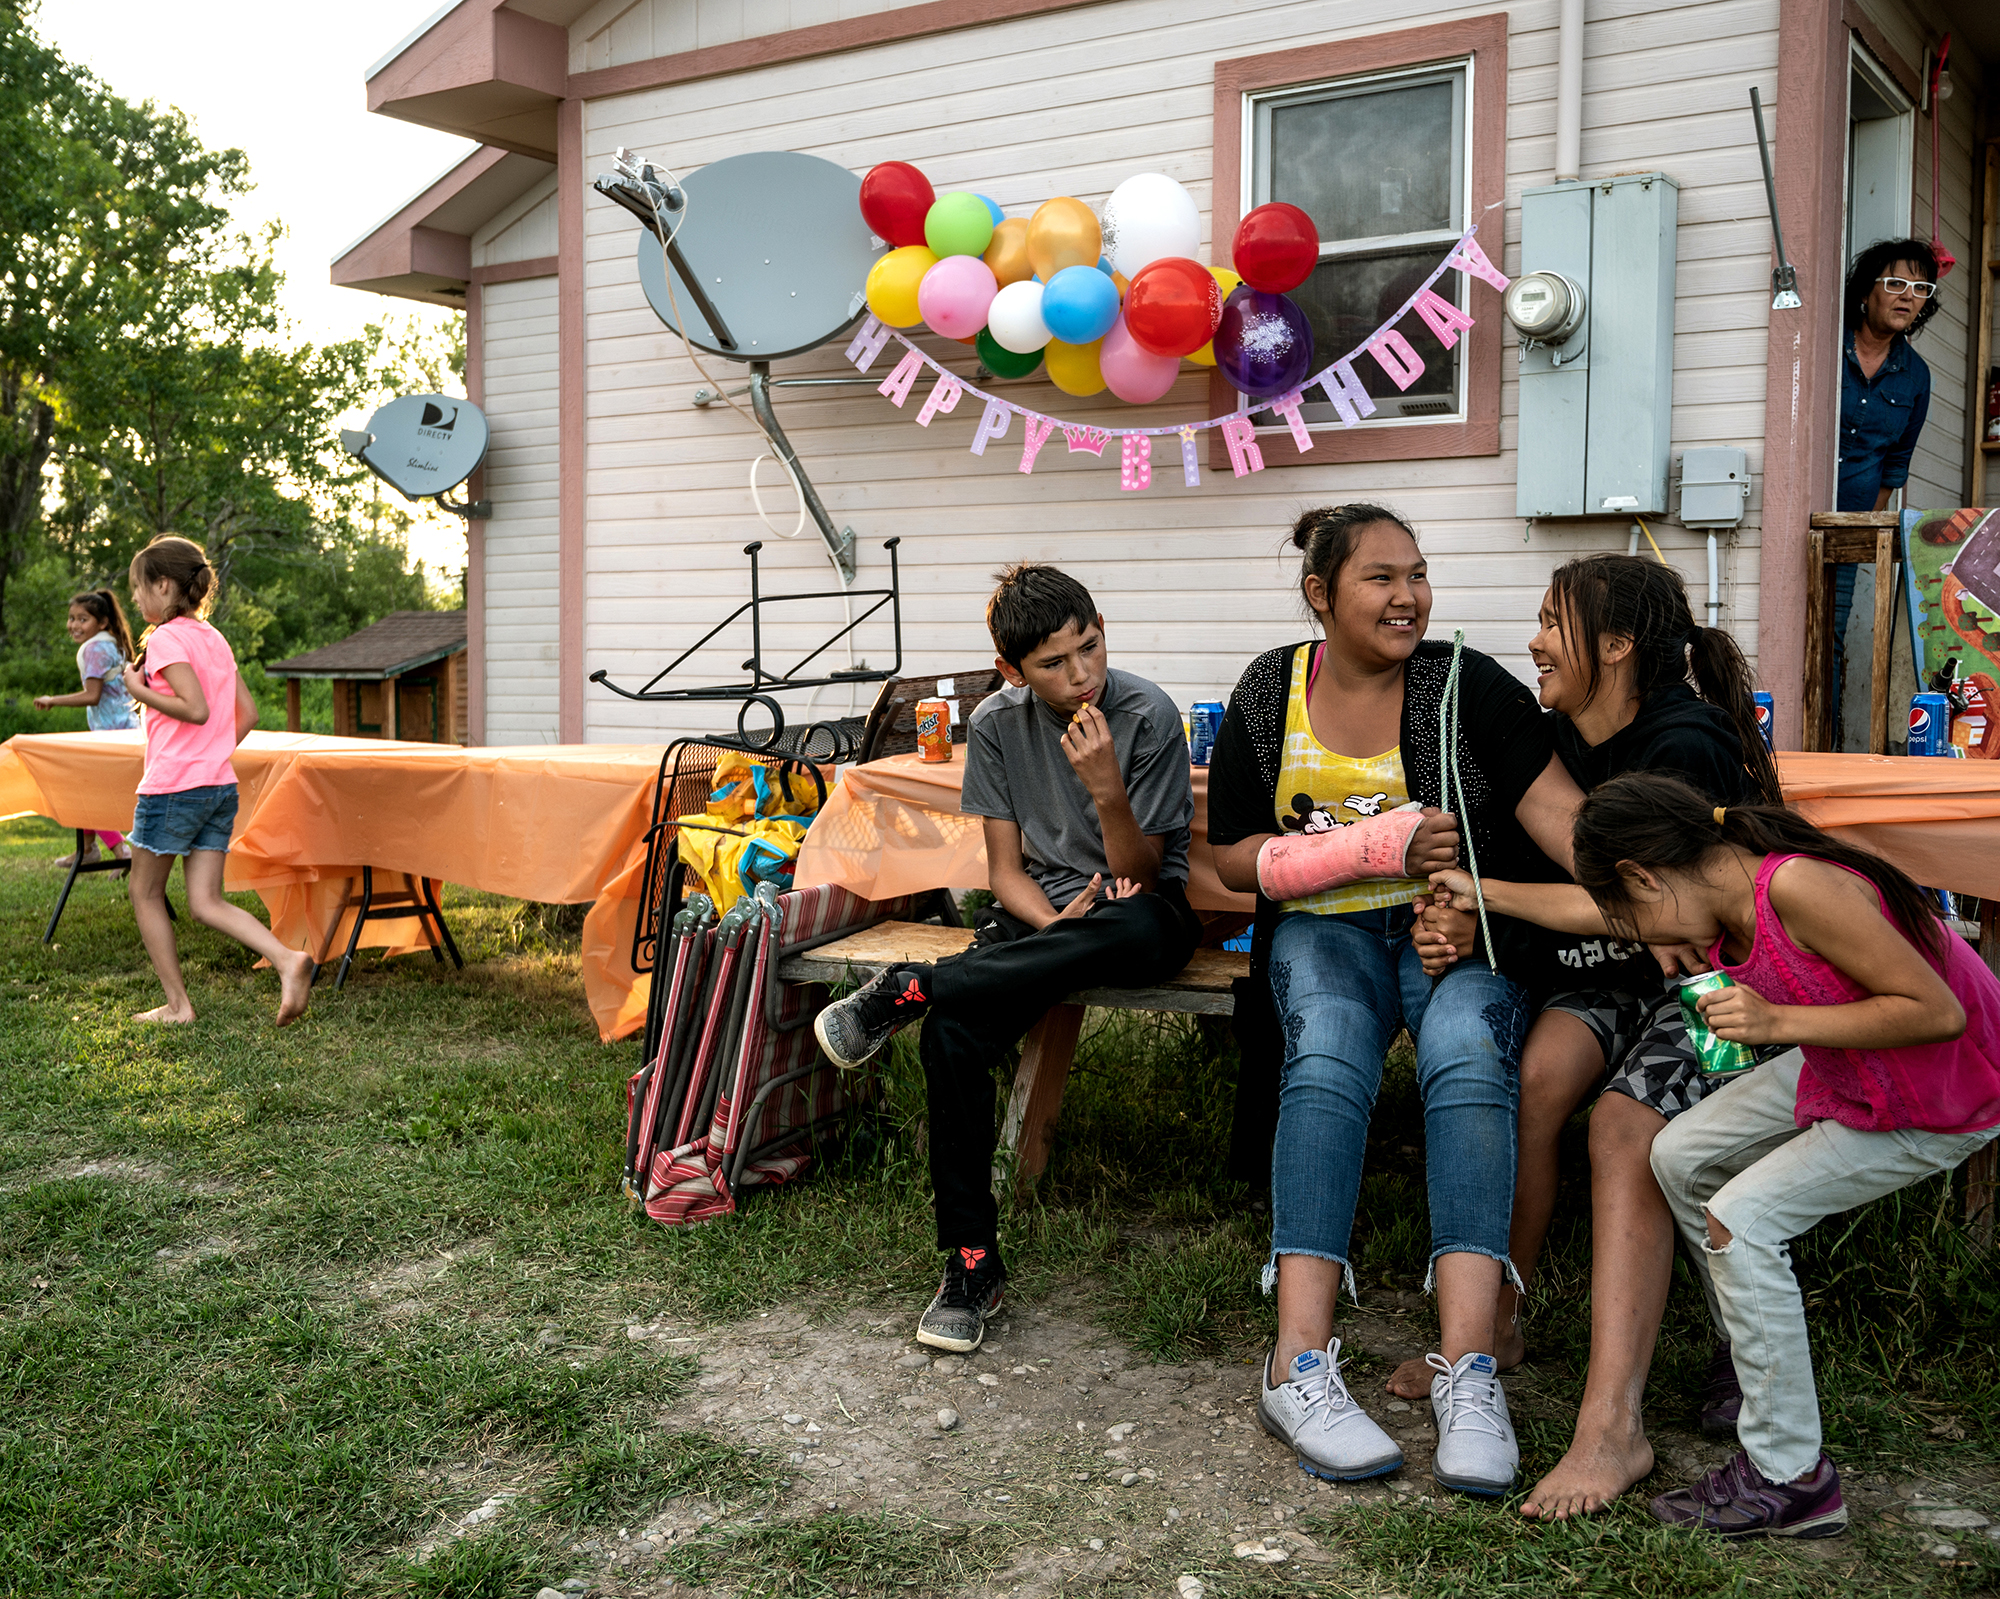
[574,0,1786,744]
[568,0,930,74]
[480,274,564,743]
[472,174,560,268]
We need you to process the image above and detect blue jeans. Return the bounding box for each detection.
[1266,905,1529,1299]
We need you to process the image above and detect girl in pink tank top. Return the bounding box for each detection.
[1569,772,2000,1135]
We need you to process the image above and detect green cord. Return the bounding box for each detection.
[1438,630,1497,973]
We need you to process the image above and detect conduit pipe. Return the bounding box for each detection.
[1707,533,1721,628]
[1555,0,1585,183]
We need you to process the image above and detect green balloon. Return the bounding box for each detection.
[925,191,996,258]
[976,327,1043,379]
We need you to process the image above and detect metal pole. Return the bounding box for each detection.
[746,363,856,582]
[1554,0,1584,182]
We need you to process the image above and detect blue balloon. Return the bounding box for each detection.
[1041,264,1121,345]
[1097,255,1113,275]
[976,194,1005,226]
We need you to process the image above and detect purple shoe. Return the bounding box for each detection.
[1650,1450,1847,1539]
[1700,1342,1742,1437]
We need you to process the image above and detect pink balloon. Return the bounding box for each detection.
[917,255,998,339]
[1099,314,1180,403]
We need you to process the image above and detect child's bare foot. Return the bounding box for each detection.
[134,1002,195,1024]
[1495,1287,1528,1369]
[1385,1356,1435,1399]
[1519,1429,1656,1520]
[275,948,314,1027]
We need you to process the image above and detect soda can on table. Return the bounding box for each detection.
[1676,971,1759,1076]
[1753,691,1774,751]
[1189,700,1225,766]
[1909,692,1951,757]
[914,698,953,762]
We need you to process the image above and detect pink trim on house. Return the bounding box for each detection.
[368,0,566,159]
[470,255,559,284]
[1758,0,1847,750]
[558,95,586,745]
[465,277,487,747]
[1205,15,1507,468]
[331,144,553,306]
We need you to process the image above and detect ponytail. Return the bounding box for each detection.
[70,589,136,663]
[1573,772,1944,959]
[1549,554,1781,804]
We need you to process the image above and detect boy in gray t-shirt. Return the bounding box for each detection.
[816,564,1201,1353]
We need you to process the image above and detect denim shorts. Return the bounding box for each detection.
[129,783,239,856]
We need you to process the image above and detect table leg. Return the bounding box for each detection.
[1971,906,2000,1252]
[1803,530,1829,752]
[1869,528,1896,756]
[997,1002,1086,1198]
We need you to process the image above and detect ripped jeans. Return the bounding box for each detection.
[1651,1051,2000,1481]
[1266,906,1528,1299]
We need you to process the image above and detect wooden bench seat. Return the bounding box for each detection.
[778,920,1250,1191]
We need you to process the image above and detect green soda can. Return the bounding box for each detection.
[1677,970,1758,1075]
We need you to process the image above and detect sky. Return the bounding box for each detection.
[34,0,479,575]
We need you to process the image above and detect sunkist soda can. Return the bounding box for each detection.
[1189,700,1225,766]
[915,698,953,762]
[1753,691,1774,751]
[1909,691,1951,757]
[1677,971,1759,1075]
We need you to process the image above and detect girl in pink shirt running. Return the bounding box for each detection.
[122,536,313,1027]
[1569,771,2000,1540]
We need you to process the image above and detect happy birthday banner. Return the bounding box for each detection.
[843,225,1508,489]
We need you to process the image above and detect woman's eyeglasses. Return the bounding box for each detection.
[1876,276,1937,299]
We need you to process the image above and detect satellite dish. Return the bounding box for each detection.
[342,393,489,503]
[634,151,884,362]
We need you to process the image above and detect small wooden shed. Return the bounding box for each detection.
[267,611,469,744]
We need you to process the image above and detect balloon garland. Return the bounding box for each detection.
[846,167,1509,488]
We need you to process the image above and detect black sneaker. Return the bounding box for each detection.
[1700,1342,1743,1437]
[916,1245,1006,1352]
[814,964,932,1069]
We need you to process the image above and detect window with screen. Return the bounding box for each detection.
[1244,62,1470,428]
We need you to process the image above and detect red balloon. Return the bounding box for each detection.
[860,161,935,249]
[1123,257,1223,358]
[1232,202,1320,293]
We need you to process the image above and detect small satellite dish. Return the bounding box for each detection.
[634,151,884,362]
[341,393,490,509]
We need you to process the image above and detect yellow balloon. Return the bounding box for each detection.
[1027,197,1102,281]
[1186,266,1243,367]
[982,217,1034,287]
[865,245,937,328]
[1044,336,1106,397]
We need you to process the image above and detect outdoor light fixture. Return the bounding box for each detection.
[1504,271,1587,345]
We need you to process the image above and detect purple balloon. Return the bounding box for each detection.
[1214,287,1313,400]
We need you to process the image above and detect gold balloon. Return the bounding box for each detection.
[1044,336,1107,397]
[864,245,937,328]
[1027,197,1102,281]
[982,217,1034,287]
[1187,265,1243,367]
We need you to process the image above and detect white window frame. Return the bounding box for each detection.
[1240,56,1475,432]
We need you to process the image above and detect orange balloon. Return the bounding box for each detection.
[1112,270,1130,297]
[1186,265,1243,366]
[982,217,1034,287]
[1027,197,1102,281]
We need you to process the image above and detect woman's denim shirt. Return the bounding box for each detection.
[1838,330,1931,512]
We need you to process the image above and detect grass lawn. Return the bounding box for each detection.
[2,811,1997,1597]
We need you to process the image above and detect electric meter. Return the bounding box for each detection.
[1504,271,1587,344]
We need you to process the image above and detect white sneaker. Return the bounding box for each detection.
[1427,1350,1518,1497]
[1257,1338,1403,1482]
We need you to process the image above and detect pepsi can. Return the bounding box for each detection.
[1753,691,1774,751]
[1189,700,1225,766]
[1909,692,1951,757]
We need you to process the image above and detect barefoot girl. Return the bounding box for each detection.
[1410,554,1783,1519]
[122,536,313,1026]
[1583,773,2000,1537]
[34,588,140,866]
[1207,504,1584,1498]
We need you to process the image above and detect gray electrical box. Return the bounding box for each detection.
[1678,446,1751,527]
[1515,172,1679,520]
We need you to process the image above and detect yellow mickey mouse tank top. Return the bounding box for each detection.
[1273,645,1426,916]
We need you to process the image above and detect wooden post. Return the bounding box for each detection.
[382,673,398,741]
[1868,526,1896,756]
[1803,528,1829,751]
[1969,904,2000,1252]
[997,1003,1087,1196]
[285,678,300,733]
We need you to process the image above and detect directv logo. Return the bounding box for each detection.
[418,402,459,438]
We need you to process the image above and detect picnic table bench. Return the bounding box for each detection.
[778,920,1250,1192]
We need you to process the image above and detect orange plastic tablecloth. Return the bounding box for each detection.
[0,731,665,1041]
[797,749,2000,907]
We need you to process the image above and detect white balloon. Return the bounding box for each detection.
[986,279,1052,353]
[1100,172,1201,277]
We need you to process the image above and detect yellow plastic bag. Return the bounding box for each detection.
[674,755,820,912]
